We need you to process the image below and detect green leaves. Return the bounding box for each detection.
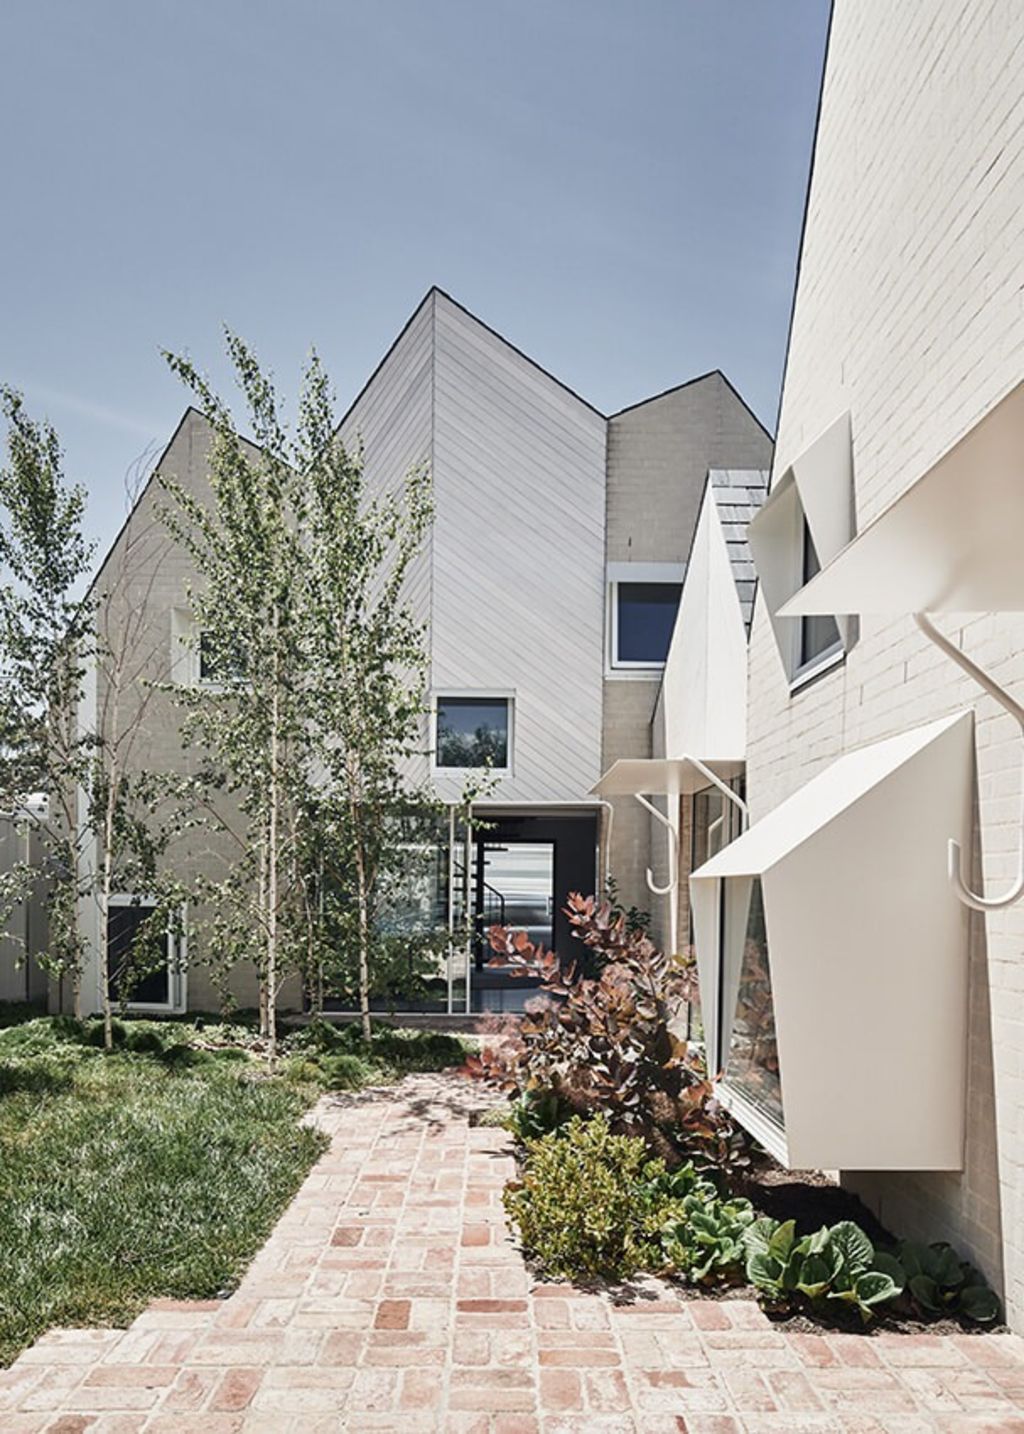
[897,1240,1001,1323]
[741,1219,1001,1327]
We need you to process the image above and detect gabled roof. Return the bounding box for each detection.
[706,468,770,633]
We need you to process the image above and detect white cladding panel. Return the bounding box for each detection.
[430,293,607,804]
[661,489,748,762]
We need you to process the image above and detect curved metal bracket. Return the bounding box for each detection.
[915,612,1024,911]
[633,792,679,895]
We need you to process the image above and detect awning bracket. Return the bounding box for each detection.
[914,612,1024,912]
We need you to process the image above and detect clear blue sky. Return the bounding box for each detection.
[0,0,830,557]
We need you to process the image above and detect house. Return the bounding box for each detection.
[5,287,771,1018]
[592,467,768,960]
[685,0,1024,1330]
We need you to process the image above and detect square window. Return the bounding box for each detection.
[613,582,682,666]
[198,630,247,685]
[435,696,510,770]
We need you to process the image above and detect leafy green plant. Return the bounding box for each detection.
[655,1170,757,1284]
[744,1218,903,1323]
[503,1114,669,1279]
[505,1088,574,1142]
[898,1240,1001,1324]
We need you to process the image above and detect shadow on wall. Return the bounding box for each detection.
[842,779,1005,1309]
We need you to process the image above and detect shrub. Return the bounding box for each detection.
[653,1167,758,1284]
[898,1240,1001,1324]
[467,892,749,1174]
[319,1053,375,1090]
[125,1027,167,1055]
[503,1114,668,1279]
[744,1218,903,1323]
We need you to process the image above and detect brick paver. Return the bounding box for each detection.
[3,1072,1024,1431]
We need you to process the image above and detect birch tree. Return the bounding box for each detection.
[159,338,312,1053]
[161,338,435,1044]
[0,388,96,1013]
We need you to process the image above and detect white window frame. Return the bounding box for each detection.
[430,690,515,778]
[606,562,686,675]
[107,894,187,1014]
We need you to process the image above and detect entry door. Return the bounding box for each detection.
[471,840,555,1012]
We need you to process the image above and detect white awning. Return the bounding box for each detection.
[748,411,855,654]
[590,756,744,799]
[782,380,1024,617]
[690,711,973,1171]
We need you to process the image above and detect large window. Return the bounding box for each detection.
[435,696,510,770]
[106,898,183,1011]
[797,522,842,674]
[612,582,682,667]
[723,879,782,1129]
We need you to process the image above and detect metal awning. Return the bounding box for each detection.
[690,711,973,1171]
[781,380,1024,618]
[589,756,744,799]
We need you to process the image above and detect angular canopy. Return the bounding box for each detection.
[690,711,973,1171]
[590,757,744,799]
[782,380,1024,617]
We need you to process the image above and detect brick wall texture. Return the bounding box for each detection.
[746,0,1024,1326]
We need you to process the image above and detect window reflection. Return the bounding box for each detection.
[436,697,509,769]
[727,878,783,1127]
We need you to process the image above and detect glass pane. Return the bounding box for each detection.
[727,879,783,1127]
[799,525,841,667]
[107,903,169,1005]
[472,841,553,1013]
[436,697,509,768]
[199,630,247,683]
[616,583,681,663]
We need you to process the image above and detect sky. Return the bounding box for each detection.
[0,0,831,559]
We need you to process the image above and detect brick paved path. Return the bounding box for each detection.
[3,1072,1024,1432]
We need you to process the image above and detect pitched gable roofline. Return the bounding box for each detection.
[336,285,605,429]
[85,404,205,601]
[609,369,774,443]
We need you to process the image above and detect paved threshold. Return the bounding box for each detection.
[2,1072,1024,1432]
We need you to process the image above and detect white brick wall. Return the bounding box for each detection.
[747,0,1024,1325]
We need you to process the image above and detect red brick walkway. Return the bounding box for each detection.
[3,1073,1024,1432]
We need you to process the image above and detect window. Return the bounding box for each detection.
[797,521,843,673]
[435,696,510,770]
[198,631,247,685]
[613,582,682,667]
[723,879,782,1128]
[106,898,184,1011]
[746,412,854,689]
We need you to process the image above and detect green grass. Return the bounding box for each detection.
[0,1017,328,1365]
[281,1018,471,1090]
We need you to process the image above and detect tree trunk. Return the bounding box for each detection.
[355,840,371,1042]
[266,626,280,1058]
[99,781,117,1052]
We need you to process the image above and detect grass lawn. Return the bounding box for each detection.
[0,1012,469,1365]
[0,1016,325,1366]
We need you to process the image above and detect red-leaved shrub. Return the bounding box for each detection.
[466,892,751,1175]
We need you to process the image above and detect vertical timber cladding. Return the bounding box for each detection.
[602,375,773,918]
[745,0,1024,1324]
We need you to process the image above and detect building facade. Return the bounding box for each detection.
[686,0,1024,1330]
[3,287,770,1019]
